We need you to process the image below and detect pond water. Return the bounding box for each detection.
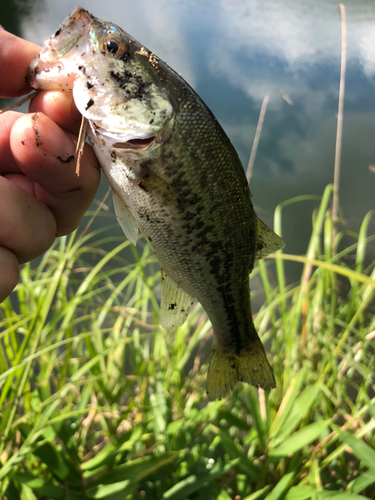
[2,0,375,262]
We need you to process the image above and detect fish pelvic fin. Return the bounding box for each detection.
[206,337,276,401]
[160,269,195,329]
[111,189,139,246]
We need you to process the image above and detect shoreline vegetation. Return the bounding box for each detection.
[0,182,374,499]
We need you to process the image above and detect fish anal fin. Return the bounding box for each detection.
[160,269,195,329]
[255,217,285,264]
[112,189,139,246]
[206,337,275,401]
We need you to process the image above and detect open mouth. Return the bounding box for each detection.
[112,136,156,150]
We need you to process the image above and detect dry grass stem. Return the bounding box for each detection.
[0,90,40,113]
[332,4,347,251]
[75,115,88,176]
[246,89,291,183]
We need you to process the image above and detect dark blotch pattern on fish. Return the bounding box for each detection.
[110,70,146,99]
[85,98,94,110]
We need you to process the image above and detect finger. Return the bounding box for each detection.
[4,173,35,196]
[10,112,101,236]
[29,90,82,136]
[0,28,40,98]
[0,246,19,303]
[0,176,56,262]
[0,111,24,174]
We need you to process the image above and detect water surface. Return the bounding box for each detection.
[2,0,375,261]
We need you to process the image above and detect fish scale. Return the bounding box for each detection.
[155,97,255,333]
[27,6,285,400]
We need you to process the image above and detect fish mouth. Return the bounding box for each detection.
[47,7,94,57]
[112,136,156,150]
[27,7,94,89]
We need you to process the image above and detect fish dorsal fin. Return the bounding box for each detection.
[160,269,195,329]
[254,217,285,264]
[112,189,139,246]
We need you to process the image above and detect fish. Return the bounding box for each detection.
[27,7,285,400]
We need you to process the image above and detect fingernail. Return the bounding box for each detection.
[33,113,76,162]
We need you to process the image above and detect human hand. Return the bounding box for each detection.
[0,28,101,302]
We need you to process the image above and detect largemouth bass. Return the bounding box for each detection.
[27,7,284,400]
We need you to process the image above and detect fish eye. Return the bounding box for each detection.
[106,39,119,54]
[103,37,126,57]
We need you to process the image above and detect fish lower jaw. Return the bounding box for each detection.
[28,57,78,91]
[112,136,156,150]
[88,123,157,151]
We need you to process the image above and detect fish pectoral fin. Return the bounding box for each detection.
[160,269,195,329]
[206,337,276,401]
[254,217,285,264]
[127,162,197,213]
[137,168,196,211]
[112,189,139,246]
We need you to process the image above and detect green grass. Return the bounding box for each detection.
[0,184,374,500]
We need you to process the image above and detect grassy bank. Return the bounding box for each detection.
[0,184,374,500]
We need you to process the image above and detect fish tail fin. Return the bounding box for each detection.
[206,336,276,401]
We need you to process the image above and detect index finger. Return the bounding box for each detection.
[0,28,40,98]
